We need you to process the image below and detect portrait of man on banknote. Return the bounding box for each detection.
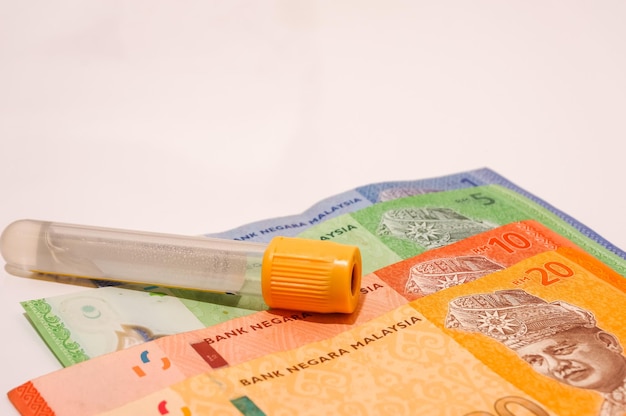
[444,289,626,416]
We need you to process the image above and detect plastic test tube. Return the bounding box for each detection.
[0,219,362,314]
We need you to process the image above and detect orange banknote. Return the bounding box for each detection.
[45,247,626,415]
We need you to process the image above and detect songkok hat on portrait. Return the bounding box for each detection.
[445,289,596,350]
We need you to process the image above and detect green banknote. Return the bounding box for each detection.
[21,184,626,367]
[296,184,625,276]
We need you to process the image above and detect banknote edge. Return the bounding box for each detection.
[21,299,89,367]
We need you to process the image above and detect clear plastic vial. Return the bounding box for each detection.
[0,220,362,313]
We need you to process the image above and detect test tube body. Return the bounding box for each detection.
[1,219,363,313]
[0,220,266,296]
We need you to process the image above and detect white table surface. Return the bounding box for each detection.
[1,2,625,414]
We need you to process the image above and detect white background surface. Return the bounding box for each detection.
[1,2,625,414]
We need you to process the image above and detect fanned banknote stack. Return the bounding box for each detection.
[8,168,626,416]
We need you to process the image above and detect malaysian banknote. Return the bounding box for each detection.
[100,302,562,416]
[7,221,624,415]
[411,246,626,416]
[206,168,626,263]
[21,184,626,367]
[11,247,626,415]
[205,167,494,242]
[295,184,626,276]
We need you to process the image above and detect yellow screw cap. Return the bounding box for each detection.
[261,237,362,314]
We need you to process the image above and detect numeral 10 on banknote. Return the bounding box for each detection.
[489,232,532,253]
